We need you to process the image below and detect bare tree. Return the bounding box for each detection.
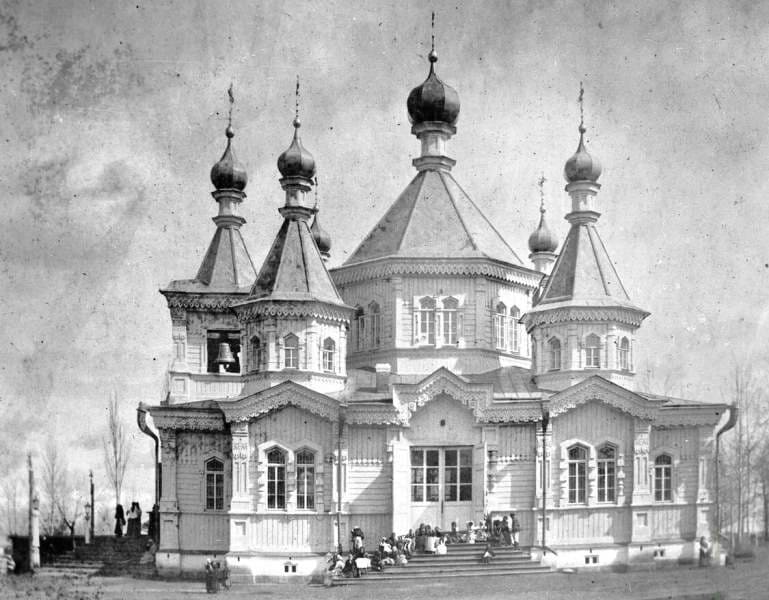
[1,477,24,535]
[41,440,66,535]
[103,390,131,506]
[55,470,85,538]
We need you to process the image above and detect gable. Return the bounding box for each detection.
[548,376,657,420]
[220,381,341,423]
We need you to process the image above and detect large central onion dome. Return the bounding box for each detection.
[210,125,248,191]
[564,125,602,183]
[407,50,460,126]
[277,118,316,179]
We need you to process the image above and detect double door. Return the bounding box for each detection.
[409,446,473,531]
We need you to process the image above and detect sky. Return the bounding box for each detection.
[1,0,769,520]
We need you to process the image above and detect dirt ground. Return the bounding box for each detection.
[1,549,767,600]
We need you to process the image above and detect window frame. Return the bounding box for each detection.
[585,334,601,369]
[204,457,225,511]
[509,306,521,353]
[619,337,631,371]
[283,333,299,369]
[596,444,616,503]
[567,445,588,505]
[368,301,381,348]
[494,302,507,350]
[322,337,335,373]
[295,449,316,510]
[548,337,562,371]
[440,296,459,345]
[250,335,262,372]
[653,453,673,503]
[266,447,287,510]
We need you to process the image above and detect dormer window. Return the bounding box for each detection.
[284,333,299,369]
[206,330,241,374]
[619,337,631,371]
[585,334,601,369]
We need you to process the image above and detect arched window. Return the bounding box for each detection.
[266,448,286,509]
[619,337,630,371]
[654,454,673,502]
[369,302,381,348]
[283,334,299,369]
[322,338,335,372]
[250,336,262,372]
[494,302,507,349]
[597,445,616,502]
[441,296,459,345]
[417,297,436,345]
[510,306,521,353]
[205,458,224,510]
[296,449,315,510]
[585,334,601,368]
[567,445,588,504]
[548,337,561,371]
[354,306,365,351]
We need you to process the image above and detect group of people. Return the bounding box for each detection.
[114,502,143,537]
[328,527,413,578]
[205,558,230,593]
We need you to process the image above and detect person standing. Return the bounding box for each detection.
[510,512,521,548]
[114,504,126,537]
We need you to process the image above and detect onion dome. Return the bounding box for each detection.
[564,125,602,183]
[311,212,331,254]
[277,118,316,179]
[528,204,559,253]
[407,50,460,126]
[210,125,248,191]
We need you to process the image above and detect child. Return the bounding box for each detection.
[481,543,495,564]
[435,537,447,555]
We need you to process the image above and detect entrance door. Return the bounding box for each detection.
[409,447,473,531]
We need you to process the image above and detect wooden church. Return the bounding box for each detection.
[141,43,730,577]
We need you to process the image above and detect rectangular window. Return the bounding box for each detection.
[443,448,472,502]
[494,314,507,349]
[568,462,586,504]
[597,460,616,502]
[410,449,439,502]
[420,309,435,345]
[654,465,672,502]
[442,310,457,345]
[205,459,224,510]
[296,452,315,510]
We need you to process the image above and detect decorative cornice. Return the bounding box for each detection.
[548,375,657,420]
[151,410,225,431]
[233,299,352,323]
[655,406,726,428]
[331,258,541,289]
[162,291,247,313]
[345,403,401,425]
[220,380,343,423]
[523,305,648,330]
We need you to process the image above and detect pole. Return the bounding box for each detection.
[540,404,550,553]
[336,415,344,554]
[89,470,95,541]
[27,453,40,570]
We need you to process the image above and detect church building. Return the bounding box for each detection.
[142,43,730,577]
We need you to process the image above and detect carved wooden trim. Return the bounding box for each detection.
[220,381,342,423]
[549,375,657,420]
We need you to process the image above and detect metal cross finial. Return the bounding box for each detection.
[431,11,435,52]
[538,173,546,213]
[227,82,235,128]
[578,81,585,132]
[295,75,300,122]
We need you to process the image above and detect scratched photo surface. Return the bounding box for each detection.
[0,1,766,594]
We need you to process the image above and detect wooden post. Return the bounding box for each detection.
[28,454,40,570]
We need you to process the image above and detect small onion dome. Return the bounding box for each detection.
[277,118,316,179]
[210,125,248,191]
[311,212,331,254]
[528,207,558,253]
[564,126,602,183]
[407,50,460,126]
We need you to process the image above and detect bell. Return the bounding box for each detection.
[215,342,235,364]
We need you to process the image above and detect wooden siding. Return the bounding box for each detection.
[347,465,391,513]
[547,507,632,545]
[250,405,334,451]
[178,512,230,552]
[176,432,231,513]
[348,427,387,463]
[248,514,336,552]
[403,394,480,446]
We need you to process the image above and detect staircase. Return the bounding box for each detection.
[335,544,551,584]
[38,535,156,578]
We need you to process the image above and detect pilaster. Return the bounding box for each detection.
[631,419,652,542]
[158,429,179,550]
[230,421,251,512]
[535,428,553,508]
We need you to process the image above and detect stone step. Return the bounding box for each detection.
[409,549,530,560]
[404,557,536,569]
[334,565,552,583]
